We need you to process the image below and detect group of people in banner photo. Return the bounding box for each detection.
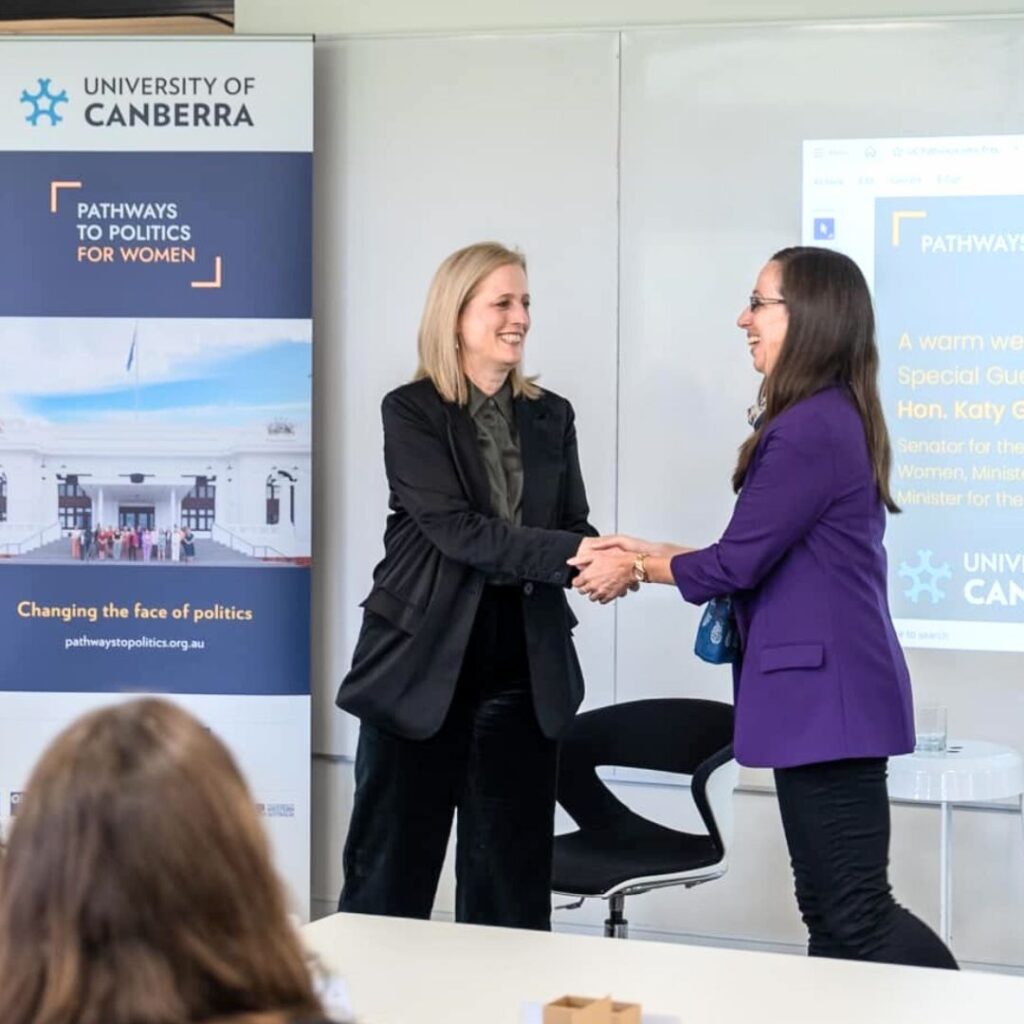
[68,524,197,563]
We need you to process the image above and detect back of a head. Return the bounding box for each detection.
[0,699,322,1024]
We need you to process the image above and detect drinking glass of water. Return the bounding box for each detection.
[914,704,947,754]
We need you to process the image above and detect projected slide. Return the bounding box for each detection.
[804,136,1024,653]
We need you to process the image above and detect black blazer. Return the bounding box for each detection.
[336,377,598,740]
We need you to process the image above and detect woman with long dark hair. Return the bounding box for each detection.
[572,247,957,969]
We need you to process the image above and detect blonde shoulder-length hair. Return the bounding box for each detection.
[415,241,542,405]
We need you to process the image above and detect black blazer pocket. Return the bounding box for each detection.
[760,643,824,673]
[361,586,424,635]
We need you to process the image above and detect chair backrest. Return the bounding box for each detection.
[696,742,739,861]
[557,698,736,856]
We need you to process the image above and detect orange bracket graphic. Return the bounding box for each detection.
[50,180,82,213]
[191,256,223,289]
[891,210,927,247]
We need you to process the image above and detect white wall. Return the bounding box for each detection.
[237,0,1024,35]
[308,33,619,757]
[236,0,1024,971]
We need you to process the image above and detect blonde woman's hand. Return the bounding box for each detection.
[568,547,636,604]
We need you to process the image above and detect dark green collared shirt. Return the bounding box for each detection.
[468,378,523,527]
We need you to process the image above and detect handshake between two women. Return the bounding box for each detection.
[569,534,694,604]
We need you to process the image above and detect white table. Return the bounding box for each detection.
[302,912,1024,1024]
[888,739,1024,946]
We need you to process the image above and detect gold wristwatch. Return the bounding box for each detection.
[632,552,649,584]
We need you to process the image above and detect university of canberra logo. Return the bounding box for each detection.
[898,549,952,605]
[20,77,69,126]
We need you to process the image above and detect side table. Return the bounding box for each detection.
[887,740,1024,946]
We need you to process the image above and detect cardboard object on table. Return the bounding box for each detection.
[609,1001,642,1024]
[542,996,642,1024]
[543,996,612,1023]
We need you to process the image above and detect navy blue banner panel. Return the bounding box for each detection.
[0,564,309,696]
[0,151,311,318]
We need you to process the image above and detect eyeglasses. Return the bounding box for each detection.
[748,295,786,312]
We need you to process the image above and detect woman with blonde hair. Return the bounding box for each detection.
[0,698,332,1024]
[336,241,601,929]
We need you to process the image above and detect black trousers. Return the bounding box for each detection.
[338,587,557,930]
[774,757,958,969]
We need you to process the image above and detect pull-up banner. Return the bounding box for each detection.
[0,37,313,915]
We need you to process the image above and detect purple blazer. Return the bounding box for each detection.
[671,386,914,769]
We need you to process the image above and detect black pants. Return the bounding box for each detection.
[774,757,958,969]
[338,587,557,930]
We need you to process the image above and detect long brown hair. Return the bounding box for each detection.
[0,699,323,1024]
[732,246,899,513]
[415,241,541,405]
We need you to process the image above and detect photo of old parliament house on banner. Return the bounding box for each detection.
[0,37,313,913]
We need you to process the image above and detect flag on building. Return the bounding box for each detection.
[126,324,137,372]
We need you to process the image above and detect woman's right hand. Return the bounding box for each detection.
[573,536,603,561]
[568,545,637,603]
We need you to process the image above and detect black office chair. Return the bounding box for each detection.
[552,698,737,938]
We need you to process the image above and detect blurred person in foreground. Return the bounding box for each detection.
[0,698,345,1024]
